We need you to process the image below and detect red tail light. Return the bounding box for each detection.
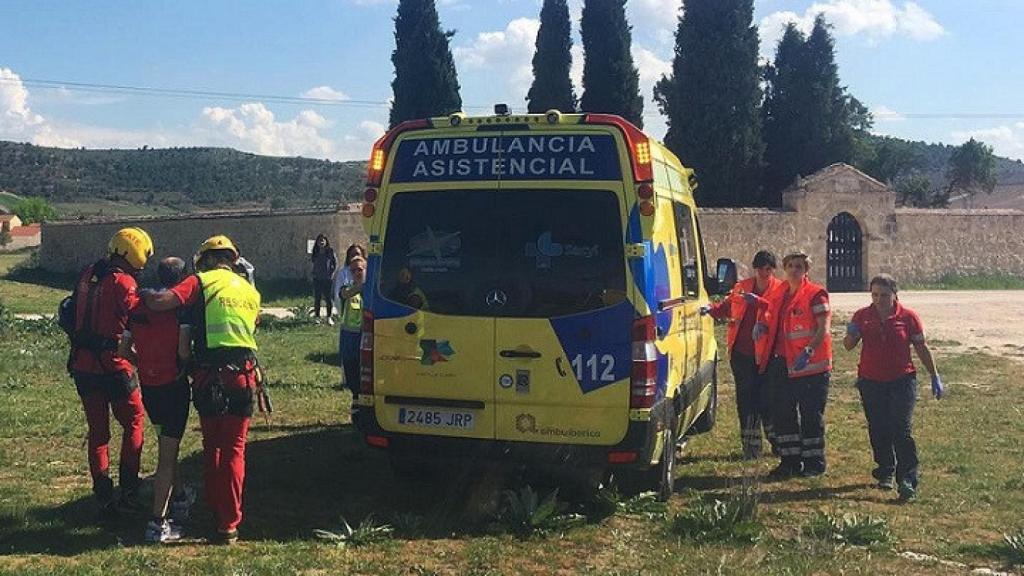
[630,316,658,409]
[365,118,431,187]
[359,310,375,395]
[582,113,654,183]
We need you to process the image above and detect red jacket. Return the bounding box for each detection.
[70,261,138,377]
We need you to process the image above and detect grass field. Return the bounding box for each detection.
[1,307,1023,575]
[0,252,70,315]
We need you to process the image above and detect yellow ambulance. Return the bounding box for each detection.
[353,107,736,499]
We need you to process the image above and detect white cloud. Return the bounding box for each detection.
[951,126,1024,161]
[0,67,81,147]
[301,85,349,101]
[628,0,682,45]
[201,102,336,158]
[338,120,387,161]
[760,0,945,58]
[872,105,905,122]
[454,17,540,103]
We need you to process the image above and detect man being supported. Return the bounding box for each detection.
[142,235,261,544]
[68,228,152,517]
[125,257,194,543]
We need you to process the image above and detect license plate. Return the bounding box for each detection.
[397,407,475,430]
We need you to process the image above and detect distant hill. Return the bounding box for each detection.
[2,136,1022,217]
[864,134,1024,187]
[0,142,367,216]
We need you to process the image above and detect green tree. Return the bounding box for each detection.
[388,0,463,128]
[946,138,997,208]
[654,0,764,207]
[13,197,57,224]
[527,0,576,113]
[860,137,921,185]
[895,174,947,207]
[0,226,11,248]
[763,16,871,203]
[579,0,643,127]
[763,24,809,203]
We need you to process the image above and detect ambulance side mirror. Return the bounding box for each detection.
[713,258,738,295]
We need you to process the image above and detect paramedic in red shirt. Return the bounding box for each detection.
[704,250,782,459]
[142,235,261,544]
[69,227,152,516]
[125,257,193,543]
[844,273,943,502]
[755,252,832,479]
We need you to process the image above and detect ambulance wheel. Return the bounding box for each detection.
[690,361,718,434]
[653,424,677,502]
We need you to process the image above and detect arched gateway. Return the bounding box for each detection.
[826,212,863,292]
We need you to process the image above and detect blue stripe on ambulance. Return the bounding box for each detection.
[549,300,634,394]
[624,203,671,401]
[364,254,416,321]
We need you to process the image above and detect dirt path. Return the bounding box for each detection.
[829,290,1024,361]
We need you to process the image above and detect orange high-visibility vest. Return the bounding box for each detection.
[780,278,832,377]
[722,276,781,353]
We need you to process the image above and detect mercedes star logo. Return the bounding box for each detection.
[486,289,508,308]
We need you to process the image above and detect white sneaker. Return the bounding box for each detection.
[327,317,335,326]
[144,519,183,544]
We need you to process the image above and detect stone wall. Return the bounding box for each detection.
[699,164,1024,287]
[885,209,1024,280]
[40,206,366,280]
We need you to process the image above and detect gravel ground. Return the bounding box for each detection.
[829,290,1024,361]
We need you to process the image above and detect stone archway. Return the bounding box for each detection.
[826,212,863,292]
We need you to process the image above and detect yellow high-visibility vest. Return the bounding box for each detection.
[197,268,260,351]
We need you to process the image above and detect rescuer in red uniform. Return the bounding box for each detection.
[68,227,152,517]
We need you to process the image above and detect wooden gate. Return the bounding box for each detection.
[827,212,863,292]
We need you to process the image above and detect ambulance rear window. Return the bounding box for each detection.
[379,189,626,318]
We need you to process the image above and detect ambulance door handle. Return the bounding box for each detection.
[500,350,542,359]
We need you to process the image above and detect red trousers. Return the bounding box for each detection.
[200,414,251,532]
[80,387,145,488]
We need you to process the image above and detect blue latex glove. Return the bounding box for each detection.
[752,322,768,341]
[793,350,811,372]
[699,305,712,316]
[931,374,944,399]
[846,322,860,338]
[740,292,758,305]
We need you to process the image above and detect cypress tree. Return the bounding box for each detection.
[388,0,463,128]
[654,0,765,207]
[763,23,809,202]
[579,0,644,128]
[527,0,576,113]
[764,16,870,202]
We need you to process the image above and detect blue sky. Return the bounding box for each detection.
[1,0,1022,162]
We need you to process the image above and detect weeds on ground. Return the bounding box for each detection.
[671,482,762,544]
[313,515,394,547]
[617,491,669,521]
[391,512,426,538]
[499,485,585,538]
[0,297,11,336]
[996,530,1024,567]
[802,511,892,547]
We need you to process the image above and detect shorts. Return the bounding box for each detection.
[74,371,139,401]
[141,377,191,439]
